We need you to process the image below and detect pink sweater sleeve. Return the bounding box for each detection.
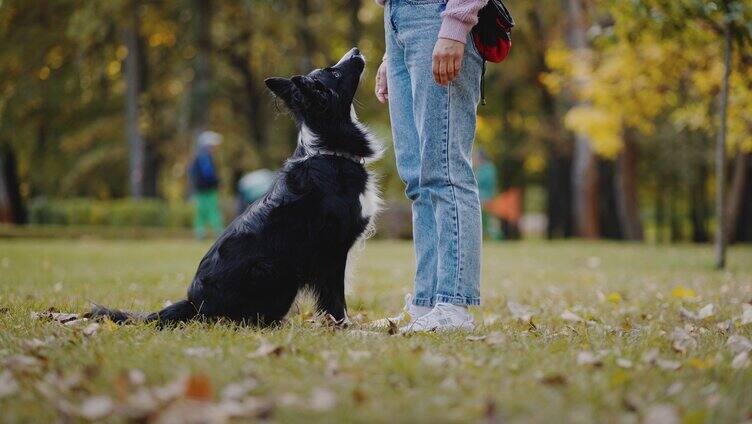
[374,0,487,44]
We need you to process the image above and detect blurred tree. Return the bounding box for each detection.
[565,0,599,239]
[190,0,213,138]
[123,0,146,198]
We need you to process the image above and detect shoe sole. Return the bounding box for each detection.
[400,321,475,334]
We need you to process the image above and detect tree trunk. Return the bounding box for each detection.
[529,4,574,239]
[190,0,212,136]
[0,143,26,224]
[669,188,683,242]
[614,133,644,240]
[734,154,752,242]
[690,163,710,243]
[221,26,270,165]
[714,17,732,268]
[124,0,144,198]
[655,181,665,243]
[297,0,315,72]
[724,150,749,244]
[566,0,599,238]
[348,0,362,47]
[598,159,621,239]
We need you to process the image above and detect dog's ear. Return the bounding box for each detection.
[291,76,329,107]
[265,77,295,103]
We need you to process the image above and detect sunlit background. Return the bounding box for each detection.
[0,0,750,253]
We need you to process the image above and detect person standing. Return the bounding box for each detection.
[189,131,224,240]
[474,149,502,240]
[375,0,488,332]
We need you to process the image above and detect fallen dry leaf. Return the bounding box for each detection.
[539,373,567,386]
[641,349,659,364]
[616,358,633,369]
[576,351,602,367]
[741,304,752,325]
[22,338,50,351]
[309,387,337,411]
[671,286,696,300]
[726,335,752,354]
[485,332,506,346]
[250,341,284,358]
[655,359,682,371]
[346,329,384,339]
[606,292,623,304]
[31,308,79,324]
[484,398,501,423]
[82,322,100,337]
[716,320,732,332]
[0,370,19,398]
[697,303,714,320]
[154,399,224,424]
[127,369,146,386]
[347,350,371,361]
[643,403,680,424]
[78,395,114,421]
[466,335,487,342]
[184,374,213,400]
[671,327,697,354]
[122,388,162,419]
[220,378,259,401]
[216,397,274,420]
[731,351,749,369]
[561,310,584,323]
[666,382,683,396]
[507,301,534,321]
[3,354,44,373]
[184,347,220,358]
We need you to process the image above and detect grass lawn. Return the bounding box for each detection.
[1,238,751,423]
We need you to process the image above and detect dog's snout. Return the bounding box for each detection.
[334,47,365,68]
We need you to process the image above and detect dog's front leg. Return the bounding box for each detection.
[315,256,348,323]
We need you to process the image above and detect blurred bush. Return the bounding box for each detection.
[28,198,193,228]
[25,197,416,239]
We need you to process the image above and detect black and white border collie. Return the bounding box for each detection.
[89,48,381,327]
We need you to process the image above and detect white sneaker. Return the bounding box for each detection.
[400,302,475,333]
[370,294,431,329]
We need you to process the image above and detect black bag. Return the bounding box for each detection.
[472,0,515,63]
[471,0,515,105]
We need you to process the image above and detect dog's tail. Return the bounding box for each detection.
[87,299,199,327]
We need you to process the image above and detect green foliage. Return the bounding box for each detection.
[28,198,193,228]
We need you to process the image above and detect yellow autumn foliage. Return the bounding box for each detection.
[544,6,752,157]
[564,107,623,158]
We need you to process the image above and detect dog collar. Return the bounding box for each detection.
[308,148,365,165]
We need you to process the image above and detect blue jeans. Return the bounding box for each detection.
[385,0,483,307]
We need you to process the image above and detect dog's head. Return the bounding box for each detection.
[265,47,365,124]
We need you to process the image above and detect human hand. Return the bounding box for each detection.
[375,59,388,103]
[432,38,464,86]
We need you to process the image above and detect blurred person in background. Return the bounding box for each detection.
[474,149,501,240]
[189,131,224,240]
[236,168,275,215]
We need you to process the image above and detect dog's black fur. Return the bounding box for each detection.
[88,48,381,327]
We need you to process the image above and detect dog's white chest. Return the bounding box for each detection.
[359,174,381,220]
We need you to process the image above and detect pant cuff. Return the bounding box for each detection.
[435,294,480,307]
[412,297,435,308]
